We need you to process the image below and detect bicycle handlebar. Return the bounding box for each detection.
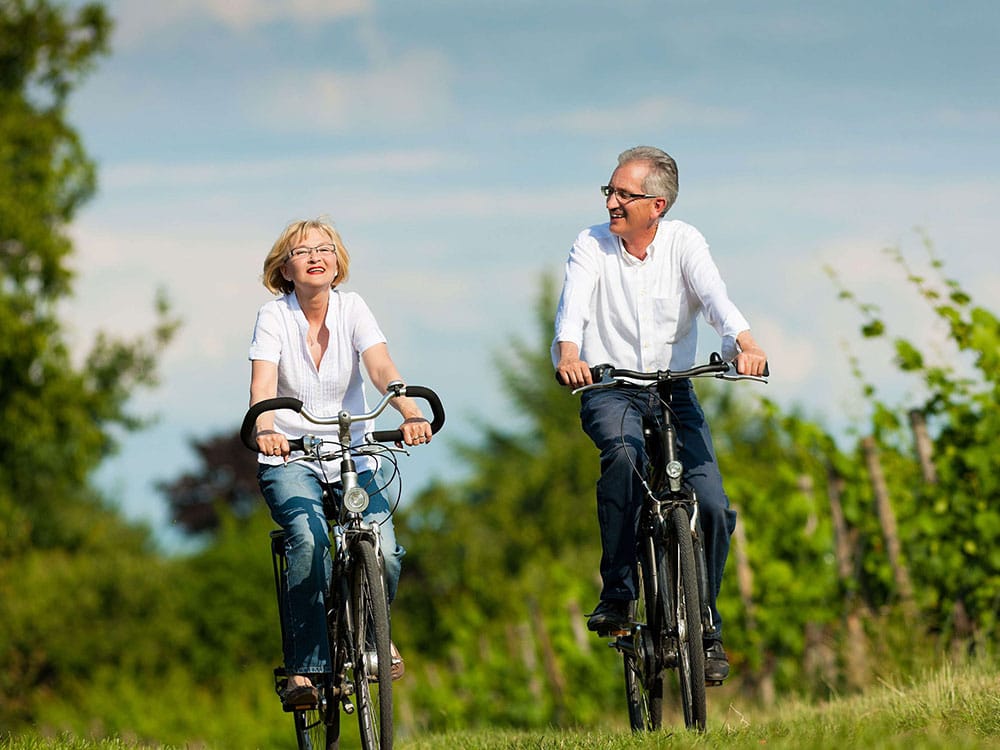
[239,383,446,452]
[560,352,769,394]
[370,385,445,443]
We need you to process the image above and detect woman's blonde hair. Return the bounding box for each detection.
[262,218,350,295]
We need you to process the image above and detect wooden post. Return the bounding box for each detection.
[529,599,567,724]
[732,514,756,634]
[908,409,937,484]
[731,511,775,703]
[861,436,915,609]
[826,468,868,688]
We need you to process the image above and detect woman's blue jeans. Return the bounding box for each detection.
[258,462,404,675]
[580,380,737,640]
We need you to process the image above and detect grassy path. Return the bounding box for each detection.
[3,661,998,750]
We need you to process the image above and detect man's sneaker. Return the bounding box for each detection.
[586,599,631,634]
[704,639,729,683]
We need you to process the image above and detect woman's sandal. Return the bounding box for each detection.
[390,640,405,681]
[282,681,319,709]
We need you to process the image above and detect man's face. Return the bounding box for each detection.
[605,160,663,240]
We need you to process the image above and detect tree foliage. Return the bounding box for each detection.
[0,0,178,731]
[0,0,177,551]
[158,432,261,534]
[829,237,1000,641]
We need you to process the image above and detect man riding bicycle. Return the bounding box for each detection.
[553,146,768,683]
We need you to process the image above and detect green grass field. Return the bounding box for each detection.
[3,661,998,750]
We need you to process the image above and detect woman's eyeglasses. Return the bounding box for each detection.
[287,244,336,261]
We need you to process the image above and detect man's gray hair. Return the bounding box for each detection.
[618,146,678,216]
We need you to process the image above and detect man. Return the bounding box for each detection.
[552,146,767,682]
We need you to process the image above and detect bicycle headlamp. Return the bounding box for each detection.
[343,486,370,513]
[666,461,683,480]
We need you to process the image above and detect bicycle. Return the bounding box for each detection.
[240,381,445,750]
[568,352,767,731]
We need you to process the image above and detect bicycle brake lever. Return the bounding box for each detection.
[570,372,618,395]
[715,361,769,383]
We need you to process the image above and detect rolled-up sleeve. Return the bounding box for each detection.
[552,232,600,366]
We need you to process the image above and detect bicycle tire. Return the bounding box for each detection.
[350,537,393,749]
[623,536,664,731]
[293,693,338,750]
[664,505,707,730]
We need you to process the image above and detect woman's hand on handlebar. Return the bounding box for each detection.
[398,416,432,448]
[256,428,290,459]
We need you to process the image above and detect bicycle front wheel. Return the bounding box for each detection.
[293,689,338,750]
[350,537,393,749]
[665,505,706,730]
[623,536,664,731]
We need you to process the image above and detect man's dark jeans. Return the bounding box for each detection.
[580,379,737,638]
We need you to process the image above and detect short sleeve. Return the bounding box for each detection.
[249,303,282,363]
[347,294,387,355]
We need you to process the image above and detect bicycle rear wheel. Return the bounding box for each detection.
[664,505,706,730]
[623,537,664,731]
[350,537,393,749]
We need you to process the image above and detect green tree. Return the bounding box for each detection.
[831,238,1000,644]
[0,0,179,730]
[0,0,176,550]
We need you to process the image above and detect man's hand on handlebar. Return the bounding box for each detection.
[734,331,768,377]
[556,356,593,388]
[734,344,768,377]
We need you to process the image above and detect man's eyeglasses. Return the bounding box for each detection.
[287,244,337,261]
[600,185,660,203]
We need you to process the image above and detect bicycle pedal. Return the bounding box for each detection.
[597,627,631,638]
[706,679,724,688]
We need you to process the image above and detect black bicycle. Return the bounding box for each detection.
[240,381,445,750]
[570,353,766,731]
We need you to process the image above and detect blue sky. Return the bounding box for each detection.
[61,0,1000,542]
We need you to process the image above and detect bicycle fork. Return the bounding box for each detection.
[646,413,716,649]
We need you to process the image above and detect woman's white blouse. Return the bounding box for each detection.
[250,290,386,476]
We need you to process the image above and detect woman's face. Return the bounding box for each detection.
[280,227,339,291]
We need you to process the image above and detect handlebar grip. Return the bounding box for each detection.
[370,385,446,443]
[554,364,612,386]
[240,397,304,451]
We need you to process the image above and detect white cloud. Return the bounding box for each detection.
[251,50,456,134]
[108,0,369,45]
[100,149,467,190]
[517,95,749,134]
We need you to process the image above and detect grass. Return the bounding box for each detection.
[3,661,998,750]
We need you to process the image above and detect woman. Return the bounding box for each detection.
[249,217,431,707]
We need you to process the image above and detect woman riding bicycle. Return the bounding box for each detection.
[248,217,432,708]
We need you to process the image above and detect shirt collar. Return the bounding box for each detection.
[287,289,334,331]
[616,220,662,265]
